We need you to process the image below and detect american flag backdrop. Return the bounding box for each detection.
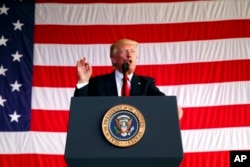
[0,0,250,167]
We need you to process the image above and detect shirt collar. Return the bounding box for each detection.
[115,70,133,81]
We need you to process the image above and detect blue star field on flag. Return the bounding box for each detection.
[0,0,35,131]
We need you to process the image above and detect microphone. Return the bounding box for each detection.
[121,60,131,73]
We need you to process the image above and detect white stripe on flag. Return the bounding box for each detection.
[31,81,250,110]
[1,127,249,154]
[181,127,250,153]
[34,38,250,66]
[35,0,250,25]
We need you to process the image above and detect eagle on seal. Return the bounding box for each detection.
[115,118,132,134]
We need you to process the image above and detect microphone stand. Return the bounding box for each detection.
[121,60,130,76]
[121,60,130,96]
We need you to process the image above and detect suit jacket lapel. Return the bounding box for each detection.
[105,72,118,96]
[130,74,142,96]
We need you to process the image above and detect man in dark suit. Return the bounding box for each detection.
[74,39,183,119]
[74,38,164,96]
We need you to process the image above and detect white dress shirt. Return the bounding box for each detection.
[115,70,133,96]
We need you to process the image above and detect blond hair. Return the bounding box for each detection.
[110,39,138,57]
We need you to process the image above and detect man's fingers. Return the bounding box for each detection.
[77,58,90,67]
[77,57,87,65]
[77,57,92,74]
[177,105,183,120]
[88,64,92,74]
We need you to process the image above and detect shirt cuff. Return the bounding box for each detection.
[76,82,88,89]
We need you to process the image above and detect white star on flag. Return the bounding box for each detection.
[0,65,8,76]
[13,20,24,31]
[12,51,23,62]
[0,35,8,46]
[9,111,21,123]
[10,80,22,92]
[0,95,7,107]
[0,4,9,15]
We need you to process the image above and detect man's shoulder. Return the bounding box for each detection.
[134,74,154,82]
[90,73,114,81]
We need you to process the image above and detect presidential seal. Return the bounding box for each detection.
[102,104,146,147]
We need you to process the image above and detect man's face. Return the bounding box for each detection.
[111,44,137,74]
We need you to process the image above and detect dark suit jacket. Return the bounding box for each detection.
[74,72,165,96]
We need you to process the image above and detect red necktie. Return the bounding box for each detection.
[122,75,130,96]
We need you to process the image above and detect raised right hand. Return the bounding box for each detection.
[76,57,92,83]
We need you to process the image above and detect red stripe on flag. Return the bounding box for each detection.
[0,154,68,167]
[180,104,250,130]
[32,60,250,87]
[32,65,113,87]
[30,105,250,132]
[180,151,230,167]
[0,152,230,167]
[34,20,250,44]
[31,110,69,132]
